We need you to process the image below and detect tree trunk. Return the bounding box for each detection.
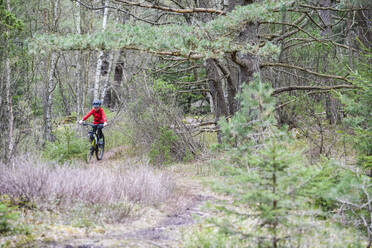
[93,0,109,100]
[43,52,58,142]
[5,0,14,165]
[43,0,60,142]
[5,50,14,165]
[100,51,114,104]
[112,54,124,107]
[75,0,84,115]
[206,58,228,143]
[215,60,237,116]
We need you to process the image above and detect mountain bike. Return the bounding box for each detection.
[83,123,105,162]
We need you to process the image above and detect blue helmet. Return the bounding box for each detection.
[92,99,102,107]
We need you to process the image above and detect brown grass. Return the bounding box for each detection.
[0,156,175,209]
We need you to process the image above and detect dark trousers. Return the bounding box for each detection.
[92,126,103,140]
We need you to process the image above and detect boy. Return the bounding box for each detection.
[79,100,107,144]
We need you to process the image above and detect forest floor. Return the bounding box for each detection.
[43,177,214,248]
[1,144,367,247]
[6,147,220,248]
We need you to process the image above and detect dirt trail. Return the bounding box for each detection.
[39,155,216,248]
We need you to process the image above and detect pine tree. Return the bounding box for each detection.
[211,78,316,247]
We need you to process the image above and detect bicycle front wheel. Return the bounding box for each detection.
[96,135,105,160]
[87,146,94,163]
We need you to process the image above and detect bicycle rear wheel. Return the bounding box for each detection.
[96,135,105,160]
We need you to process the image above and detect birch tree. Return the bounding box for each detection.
[42,0,60,142]
[4,0,16,164]
[5,48,13,165]
[93,0,109,101]
[74,0,84,115]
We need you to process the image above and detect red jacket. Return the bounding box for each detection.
[83,108,107,124]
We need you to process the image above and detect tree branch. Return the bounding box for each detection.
[283,37,358,52]
[72,0,181,25]
[299,4,371,12]
[272,85,358,96]
[113,0,225,15]
[260,62,351,82]
[259,21,321,42]
[57,45,203,59]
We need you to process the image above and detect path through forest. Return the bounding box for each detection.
[39,149,216,248]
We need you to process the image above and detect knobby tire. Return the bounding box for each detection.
[96,135,105,160]
[87,146,94,163]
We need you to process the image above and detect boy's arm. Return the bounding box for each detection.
[101,109,107,126]
[82,109,94,121]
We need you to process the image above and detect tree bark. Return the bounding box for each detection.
[75,0,84,115]
[43,52,58,142]
[215,60,237,116]
[43,0,60,142]
[112,52,125,107]
[5,0,14,165]
[5,48,14,165]
[93,0,109,100]
[100,51,114,104]
[206,58,228,143]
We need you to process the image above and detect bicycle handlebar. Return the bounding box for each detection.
[82,123,105,128]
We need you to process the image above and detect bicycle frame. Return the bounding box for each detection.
[83,123,105,161]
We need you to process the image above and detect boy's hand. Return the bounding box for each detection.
[79,120,84,124]
[103,122,108,127]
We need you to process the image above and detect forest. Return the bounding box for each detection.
[0,0,371,247]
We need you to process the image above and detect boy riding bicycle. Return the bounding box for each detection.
[79,100,107,144]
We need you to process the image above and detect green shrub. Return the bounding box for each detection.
[124,76,201,164]
[149,127,179,165]
[339,45,372,171]
[104,119,130,151]
[43,125,87,163]
[0,203,18,234]
[184,225,245,248]
[302,158,340,212]
[198,78,365,247]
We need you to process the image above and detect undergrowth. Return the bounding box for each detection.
[0,156,175,213]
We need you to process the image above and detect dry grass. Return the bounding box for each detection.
[0,156,175,209]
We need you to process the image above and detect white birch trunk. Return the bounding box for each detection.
[93,0,109,100]
[43,52,57,141]
[5,53,14,165]
[43,0,59,142]
[75,0,83,115]
[100,52,114,103]
[5,0,14,165]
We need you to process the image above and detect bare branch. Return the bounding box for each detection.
[259,21,321,42]
[72,0,181,25]
[177,89,209,93]
[260,62,352,82]
[272,85,357,96]
[283,37,358,52]
[113,0,225,15]
[299,4,371,12]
